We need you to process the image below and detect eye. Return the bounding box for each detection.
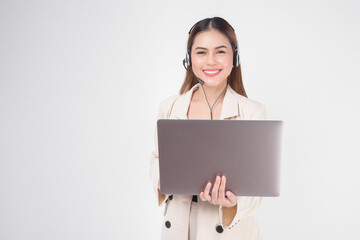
[217,50,226,54]
[196,51,206,55]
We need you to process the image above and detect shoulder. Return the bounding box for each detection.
[157,94,180,118]
[238,94,265,110]
[232,90,267,120]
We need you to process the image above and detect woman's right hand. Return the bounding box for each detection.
[199,175,237,208]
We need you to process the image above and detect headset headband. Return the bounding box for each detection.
[188,20,235,35]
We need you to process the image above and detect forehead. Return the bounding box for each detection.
[192,29,232,49]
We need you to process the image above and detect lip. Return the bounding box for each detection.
[203,69,222,77]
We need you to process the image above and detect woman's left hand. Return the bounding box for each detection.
[199,175,237,208]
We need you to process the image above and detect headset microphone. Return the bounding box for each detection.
[182,59,204,85]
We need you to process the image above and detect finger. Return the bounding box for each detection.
[212,176,221,204]
[226,191,238,206]
[219,176,226,203]
[199,191,207,201]
[203,182,212,201]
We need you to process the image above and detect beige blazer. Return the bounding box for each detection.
[150,83,267,240]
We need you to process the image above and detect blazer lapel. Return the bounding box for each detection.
[220,85,240,120]
[171,84,200,119]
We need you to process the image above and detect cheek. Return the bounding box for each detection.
[220,55,234,77]
[192,56,203,67]
[218,54,233,68]
[191,57,204,75]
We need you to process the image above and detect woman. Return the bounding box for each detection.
[150,17,267,240]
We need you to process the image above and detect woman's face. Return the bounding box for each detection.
[191,29,234,88]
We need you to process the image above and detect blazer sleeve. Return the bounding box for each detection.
[149,95,178,206]
[219,103,267,228]
[149,131,169,206]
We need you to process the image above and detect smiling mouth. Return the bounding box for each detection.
[203,69,221,77]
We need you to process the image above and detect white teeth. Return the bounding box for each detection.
[204,70,220,74]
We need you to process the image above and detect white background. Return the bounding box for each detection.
[1,0,359,239]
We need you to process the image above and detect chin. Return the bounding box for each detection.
[203,78,227,88]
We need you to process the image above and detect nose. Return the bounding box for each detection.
[206,52,216,66]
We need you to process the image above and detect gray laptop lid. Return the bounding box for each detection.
[157,119,283,197]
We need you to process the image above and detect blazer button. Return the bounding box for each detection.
[216,225,223,233]
[165,220,171,228]
[169,195,173,200]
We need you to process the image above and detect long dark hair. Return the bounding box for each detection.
[180,17,247,98]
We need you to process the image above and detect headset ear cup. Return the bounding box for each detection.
[236,52,240,67]
[186,51,192,67]
[233,50,240,67]
[233,52,236,67]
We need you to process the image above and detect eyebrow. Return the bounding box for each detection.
[194,45,228,50]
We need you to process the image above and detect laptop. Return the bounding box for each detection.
[157,119,283,197]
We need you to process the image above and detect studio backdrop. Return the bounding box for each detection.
[0,0,359,239]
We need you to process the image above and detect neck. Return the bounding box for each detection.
[199,82,228,105]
